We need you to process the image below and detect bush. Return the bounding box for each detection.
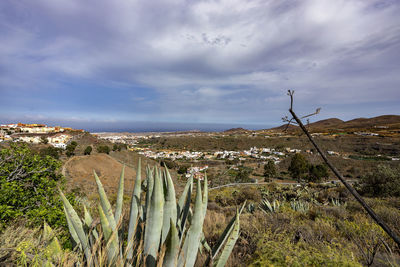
[65,141,78,157]
[84,146,92,155]
[308,164,328,183]
[0,143,74,229]
[97,145,110,154]
[230,166,253,183]
[112,143,127,152]
[360,164,400,197]
[39,146,62,160]
[263,160,276,180]
[178,165,189,174]
[288,153,309,181]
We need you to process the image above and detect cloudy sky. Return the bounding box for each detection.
[1,0,399,131]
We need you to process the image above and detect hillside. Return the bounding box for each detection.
[224,127,249,133]
[271,115,400,132]
[63,150,182,196]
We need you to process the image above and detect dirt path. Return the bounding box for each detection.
[209,180,356,190]
[61,156,76,177]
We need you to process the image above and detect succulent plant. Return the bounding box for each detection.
[259,198,281,213]
[331,198,347,207]
[290,200,310,212]
[247,203,256,214]
[59,159,242,266]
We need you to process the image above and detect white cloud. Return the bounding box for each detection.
[1,0,399,124]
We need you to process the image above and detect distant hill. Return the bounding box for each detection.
[224,127,249,133]
[308,118,344,128]
[269,124,298,131]
[270,115,400,132]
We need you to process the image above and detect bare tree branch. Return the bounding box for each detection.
[285,90,400,248]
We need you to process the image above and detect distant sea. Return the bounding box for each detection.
[86,122,273,133]
[0,119,274,133]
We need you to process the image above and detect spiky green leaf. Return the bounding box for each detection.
[114,165,125,223]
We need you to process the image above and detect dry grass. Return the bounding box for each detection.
[0,222,79,266]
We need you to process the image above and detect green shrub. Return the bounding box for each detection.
[97,145,110,154]
[39,146,62,159]
[263,160,276,180]
[360,164,400,197]
[65,141,78,157]
[250,228,361,266]
[83,145,92,155]
[0,144,74,229]
[288,153,309,181]
[308,164,328,182]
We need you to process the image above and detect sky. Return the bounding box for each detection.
[0,0,399,131]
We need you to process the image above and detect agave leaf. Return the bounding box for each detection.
[202,174,208,219]
[178,178,204,267]
[59,189,91,263]
[98,204,112,242]
[63,206,81,249]
[161,166,178,244]
[114,165,125,223]
[83,204,99,241]
[143,165,164,265]
[199,232,211,255]
[127,158,142,260]
[214,211,240,267]
[98,204,119,265]
[178,174,193,218]
[144,166,154,222]
[162,219,179,267]
[206,201,246,265]
[93,171,117,232]
[179,184,192,237]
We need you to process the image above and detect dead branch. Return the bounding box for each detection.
[285,90,400,248]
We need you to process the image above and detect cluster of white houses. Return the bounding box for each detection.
[135,146,307,165]
[0,123,83,149]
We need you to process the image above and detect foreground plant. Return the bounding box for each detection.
[59,159,242,266]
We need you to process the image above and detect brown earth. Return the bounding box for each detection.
[63,153,140,196]
[63,150,183,197]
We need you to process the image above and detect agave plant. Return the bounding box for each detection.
[290,200,310,212]
[259,198,281,213]
[331,198,347,207]
[247,203,256,214]
[59,159,242,266]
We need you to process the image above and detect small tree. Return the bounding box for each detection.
[97,145,110,154]
[263,160,276,181]
[84,146,92,155]
[70,141,78,148]
[235,166,252,183]
[66,141,78,157]
[288,153,309,181]
[308,164,328,182]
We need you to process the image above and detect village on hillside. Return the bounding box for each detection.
[0,123,84,149]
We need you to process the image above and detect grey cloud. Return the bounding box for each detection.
[1,0,399,125]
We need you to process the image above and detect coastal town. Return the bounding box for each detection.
[0,123,84,149]
[2,122,399,182]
